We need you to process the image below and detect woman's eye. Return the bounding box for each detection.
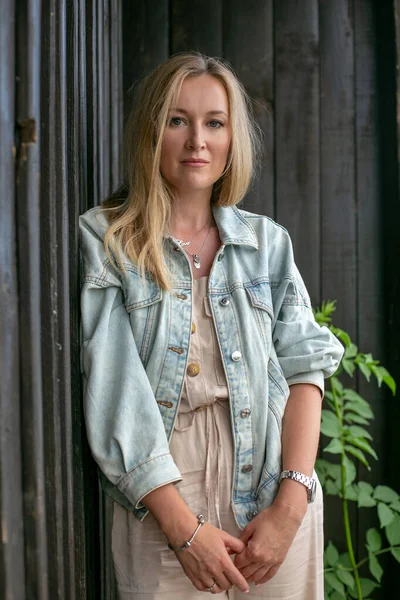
[209,120,224,128]
[169,117,184,126]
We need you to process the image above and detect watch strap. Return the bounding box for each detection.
[279,470,317,503]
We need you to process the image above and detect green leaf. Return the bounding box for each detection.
[368,553,383,582]
[326,479,340,496]
[342,455,356,486]
[366,528,382,552]
[330,327,351,348]
[347,425,373,441]
[358,490,377,508]
[321,410,342,438]
[391,547,400,563]
[345,445,371,469]
[338,552,352,569]
[358,481,374,495]
[330,593,345,600]
[325,572,346,597]
[370,364,383,387]
[359,578,380,596]
[344,398,374,420]
[389,499,400,513]
[377,503,395,528]
[344,412,370,426]
[345,343,358,359]
[324,439,344,454]
[325,541,339,566]
[345,484,358,501]
[358,361,372,381]
[347,437,378,460]
[336,569,355,590]
[373,485,399,504]
[342,359,356,377]
[331,377,344,394]
[385,515,400,545]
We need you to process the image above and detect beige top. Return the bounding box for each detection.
[169,275,231,527]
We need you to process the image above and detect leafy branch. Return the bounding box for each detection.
[313,300,397,600]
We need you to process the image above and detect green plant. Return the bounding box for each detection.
[313,301,398,600]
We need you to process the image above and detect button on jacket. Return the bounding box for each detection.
[79,204,344,528]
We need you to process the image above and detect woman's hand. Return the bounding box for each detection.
[234,499,305,586]
[174,522,250,594]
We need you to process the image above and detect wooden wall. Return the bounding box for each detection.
[1,1,399,598]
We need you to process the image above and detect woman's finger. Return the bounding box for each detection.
[250,565,269,584]
[239,562,261,581]
[256,564,280,585]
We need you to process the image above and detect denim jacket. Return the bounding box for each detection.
[79,204,344,529]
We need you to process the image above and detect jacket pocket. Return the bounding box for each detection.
[244,280,274,352]
[120,266,163,362]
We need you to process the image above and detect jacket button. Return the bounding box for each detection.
[231,351,242,362]
[240,408,251,418]
[176,293,187,300]
[242,464,253,473]
[220,297,230,306]
[247,509,258,521]
[187,363,200,377]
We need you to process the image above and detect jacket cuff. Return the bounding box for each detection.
[116,452,182,509]
[287,371,325,399]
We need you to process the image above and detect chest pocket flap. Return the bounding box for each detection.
[245,280,274,320]
[120,265,162,312]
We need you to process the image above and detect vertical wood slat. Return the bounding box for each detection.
[122,1,169,123]
[0,1,26,597]
[319,0,358,549]
[15,1,49,599]
[353,0,387,564]
[223,0,274,219]
[274,0,320,302]
[170,0,222,56]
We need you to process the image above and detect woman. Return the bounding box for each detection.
[79,52,344,599]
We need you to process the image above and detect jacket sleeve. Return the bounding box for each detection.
[79,215,182,509]
[269,225,344,397]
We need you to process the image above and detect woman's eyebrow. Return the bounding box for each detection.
[169,108,228,117]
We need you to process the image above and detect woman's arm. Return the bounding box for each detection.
[234,383,322,584]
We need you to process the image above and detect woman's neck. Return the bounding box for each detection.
[170,192,213,235]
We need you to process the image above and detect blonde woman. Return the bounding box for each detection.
[79,52,344,599]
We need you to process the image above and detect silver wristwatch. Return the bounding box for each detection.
[279,470,317,503]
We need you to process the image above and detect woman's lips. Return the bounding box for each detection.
[180,161,209,167]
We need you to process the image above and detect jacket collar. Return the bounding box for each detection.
[212,205,259,249]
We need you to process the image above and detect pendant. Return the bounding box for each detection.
[193,254,201,269]
[176,239,191,247]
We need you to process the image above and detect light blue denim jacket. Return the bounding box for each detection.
[79,204,344,529]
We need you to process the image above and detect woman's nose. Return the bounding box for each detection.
[186,126,205,150]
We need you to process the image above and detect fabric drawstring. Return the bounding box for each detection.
[174,397,228,529]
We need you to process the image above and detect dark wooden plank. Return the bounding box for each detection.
[170,0,222,56]
[378,1,400,594]
[122,0,169,122]
[15,1,49,598]
[319,0,358,551]
[223,0,274,219]
[354,0,388,569]
[274,0,320,303]
[0,1,26,599]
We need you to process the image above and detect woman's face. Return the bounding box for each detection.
[160,74,231,197]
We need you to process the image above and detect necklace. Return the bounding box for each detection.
[172,218,210,248]
[185,222,212,269]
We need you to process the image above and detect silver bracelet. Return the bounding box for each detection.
[167,514,205,551]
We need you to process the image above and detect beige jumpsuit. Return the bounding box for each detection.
[111,276,324,599]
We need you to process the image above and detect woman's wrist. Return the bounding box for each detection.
[272,478,308,524]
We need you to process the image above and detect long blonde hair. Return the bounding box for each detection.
[102,51,263,291]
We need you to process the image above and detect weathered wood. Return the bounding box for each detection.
[223,0,274,219]
[274,0,320,303]
[122,1,169,123]
[15,1,49,599]
[319,0,358,549]
[171,0,222,56]
[354,0,387,568]
[0,2,26,599]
